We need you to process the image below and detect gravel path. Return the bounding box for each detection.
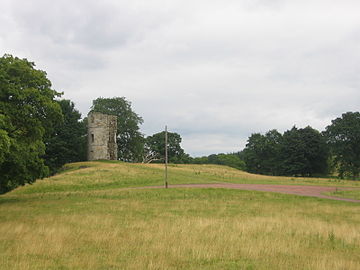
[143,183,360,203]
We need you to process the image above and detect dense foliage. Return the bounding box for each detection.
[279,126,328,176]
[44,99,87,174]
[0,54,62,193]
[191,153,245,170]
[90,97,145,162]
[243,126,329,177]
[324,112,360,179]
[243,130,282,175]
[144,131,190,163]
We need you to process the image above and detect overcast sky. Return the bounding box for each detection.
[1,0,359,156]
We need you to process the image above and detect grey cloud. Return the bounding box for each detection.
[1,0,360,156]
[5,0,176,72]
[10,0,175,50]
[11,1,127,48]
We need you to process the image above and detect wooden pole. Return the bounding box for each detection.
[165,125,168,188]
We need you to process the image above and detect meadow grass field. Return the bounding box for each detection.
[0,161,359,269]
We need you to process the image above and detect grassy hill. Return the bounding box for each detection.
[9,161,360,195]
[1,161,360,269]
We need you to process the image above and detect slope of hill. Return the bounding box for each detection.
[1,161,359,270]
[10,161,360,195]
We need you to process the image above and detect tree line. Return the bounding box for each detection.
[242,127,327,177]
[241,113,360,179]
[1,54,359,193]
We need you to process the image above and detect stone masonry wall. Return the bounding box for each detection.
[87,112,118,161]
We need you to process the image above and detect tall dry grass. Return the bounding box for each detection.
[1,184,359,269]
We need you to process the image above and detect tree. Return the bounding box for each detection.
[44,99,87,174]
[90,97,144,162]
[193,153,245,170]
[191,156,209,164]
[0,54,62,193]
[261,130,282,175]
[243,133,266,174]
[243,127,328,177]
[243,130,282,175]
[324,112,360,179]
[279,126,328,176]
[0,114,11,164]
[144,131,186,163]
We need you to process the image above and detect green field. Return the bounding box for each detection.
[1,161,359,269]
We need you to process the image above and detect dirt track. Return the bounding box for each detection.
[143,183,360,203]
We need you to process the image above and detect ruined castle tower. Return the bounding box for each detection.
[87,112,118,161]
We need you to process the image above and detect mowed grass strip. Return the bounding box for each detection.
[0,188,359,270]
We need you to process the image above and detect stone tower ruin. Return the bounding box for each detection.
[87,112,118,161]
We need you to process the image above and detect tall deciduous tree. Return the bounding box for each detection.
[144,131,187,163]
[243,130,282,175]
[243,133,266,174]
[279,126,328,176]
[44,99,87,173]
[0,54,62,193]
[90,97,144,162]
[324,112,360,179]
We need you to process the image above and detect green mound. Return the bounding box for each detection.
[9,161,360,195]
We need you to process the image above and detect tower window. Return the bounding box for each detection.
[91,134,94,143]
